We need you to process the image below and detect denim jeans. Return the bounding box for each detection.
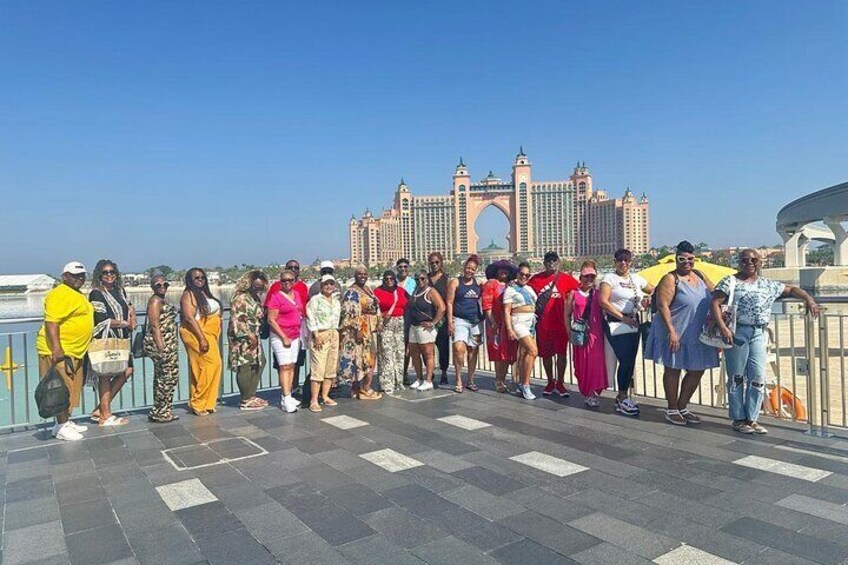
[607,332,640,393]
[725,325,766,422]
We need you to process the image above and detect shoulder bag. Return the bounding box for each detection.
[534,273,560,318]
[699,276,737,349]
[570,289,594,347]
[88,319,131,377]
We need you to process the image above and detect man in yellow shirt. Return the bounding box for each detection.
[35,261,94,441]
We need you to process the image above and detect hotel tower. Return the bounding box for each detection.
[349,149,649,265]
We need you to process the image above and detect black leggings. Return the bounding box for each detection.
[607,332,640,393]
[436,323,450,373]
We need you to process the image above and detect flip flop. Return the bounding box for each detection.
[323,398,338,407]
[454,386,463,394]
[467,383,479,392]
[99,415,128,427]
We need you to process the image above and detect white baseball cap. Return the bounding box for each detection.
[62,261,87,275]
[320,260,334,270]
[320,274,336,284]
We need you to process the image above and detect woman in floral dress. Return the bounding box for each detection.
[228,270,269,411]
[338,266,383,400]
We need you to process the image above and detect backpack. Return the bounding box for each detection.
[34,362,70,419]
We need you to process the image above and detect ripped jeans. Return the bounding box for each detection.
[725,324,767,423]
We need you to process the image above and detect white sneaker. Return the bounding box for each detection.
[520,385,536,400]
[418,381,434,391]
[68,420,88,432]
[409,380,422,390]
[54,423,84,441]
[283,396,298,413]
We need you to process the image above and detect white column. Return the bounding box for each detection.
[780,230,804,267]
[824,217,848,266]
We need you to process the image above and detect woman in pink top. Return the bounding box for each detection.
[267,270,305,413]
[564,260,607,407]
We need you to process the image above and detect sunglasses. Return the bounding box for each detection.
[615,258,631,263]
[69,273,86,280]
[581,274,596,278]
[193,275,206,281]
[741,257,760,264]
[286,265,300,271]
[383,276,396,280]
[101,269,116,276]
[676,256,695,263]
[416,276,428,281]
[518,272,531,278]
[397,264,409,269]
[153,282,170,289]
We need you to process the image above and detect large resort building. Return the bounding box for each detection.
[349,149,650,265]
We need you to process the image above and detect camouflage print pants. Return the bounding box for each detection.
[148,345,180,421]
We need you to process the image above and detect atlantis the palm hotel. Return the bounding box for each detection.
[349,149,650,265]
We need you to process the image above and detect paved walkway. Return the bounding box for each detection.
[3,375,848,565]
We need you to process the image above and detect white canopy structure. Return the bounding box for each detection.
[0,274,56,294]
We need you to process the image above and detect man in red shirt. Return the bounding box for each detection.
[528,251,578,396]
[265,260,309,396]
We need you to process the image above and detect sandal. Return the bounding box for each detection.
[99,415,129,427]
[357,390,382,400]
[322,398,338,407]
[495,382,508,393]
[679,409,701,424]
[467,383,479,392]
[240,397,265,411]
[190,407,208,417]
[309,403,323,413]
[664,409,687,426]
[454,385,464,394]
[90,410,101,423]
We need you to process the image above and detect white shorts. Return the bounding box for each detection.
[409,324,437,344]
[453,317,483,347]
[512,313,536,340]
[270,335,301,366]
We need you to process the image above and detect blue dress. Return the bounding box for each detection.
[645,277,720,370]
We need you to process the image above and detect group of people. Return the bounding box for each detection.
[35,244,819,442]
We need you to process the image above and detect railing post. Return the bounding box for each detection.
[803,305,818,435]
[816,310,833,437]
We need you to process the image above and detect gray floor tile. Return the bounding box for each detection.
[2,521,68,565]
[720,517,848,564]
[337,534,425,565]
[297,504,377,546]
[5,476,55,503]
[570,541,653,564]
[175,501,243,541]
[321,484,394,515]
[412,535,500,565]
[125,523,205,565]
[234,501,310,541]
[451,466,526,496]
[4,495,61,532]
[499,511,602,557]
[363,506,450,549]
[441,484,526,521]
[55,477,107,506]
[567,512,678,559]
[195,527,277,565]
[65,524,133,565]
[491,538,579,564]
[264,530,349,564]
[59,497,117,534]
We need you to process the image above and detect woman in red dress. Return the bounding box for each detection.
[482,260,518,393]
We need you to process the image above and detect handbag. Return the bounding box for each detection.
[699,276,737,349]
[34,361,71,419]
[88,319,131,377]
[570,289,593,347]
[132,314,147,358]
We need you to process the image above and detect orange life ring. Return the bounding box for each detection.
[768,387,807,421]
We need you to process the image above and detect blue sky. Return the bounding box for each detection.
[1,0,845,273]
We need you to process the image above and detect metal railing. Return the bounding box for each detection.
[1,299,844,435]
